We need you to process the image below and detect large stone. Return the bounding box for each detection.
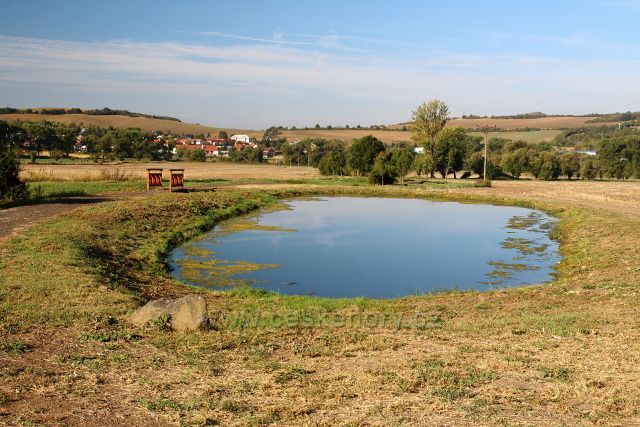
[129,299,171,326]
[166,294,210,331]
[130,294,209,331]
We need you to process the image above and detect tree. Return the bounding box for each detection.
[0,139,29,201]
[412,153,433,177]
[318,150,347,177]
[347,135,384,176]
[500,148,528,179]
[263,126,281,142]
[0,121,25,149]
[368,153,397,185]
[530,152,560,180]
[579,158,600,180]
[218,130,228,139]
[246,146,264,163]
[176,146,189,159]
[24,121,58,156]
[189,149,206,162]
[598,136,640,179]
[411,100,450,178]
[433,127,465,178]
[467,151,501,179]
[560,152,580,179]
[390,147,414,184]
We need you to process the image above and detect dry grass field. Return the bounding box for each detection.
[0,113,253,136]
[19,162,319,181]
[448,116,613,129]
[2,178,640,425]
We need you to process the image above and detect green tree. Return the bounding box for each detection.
[467,151,501,179]
[318,149,347,177]
[500,148,529,179]
[579,158,600,180]
[598,136,640,179]
[176,146,189,159]
[246,146,264,163]
[412,153,433,177]
[347,135,384,176]
[52,123,77,155]
[24,121,58,156]
[434,127,465,178]
[0,121,26,149]
[390,147,414,184]
[560,152,580,179]
[531,152,560,180]
[263,126,281,142]
[217,130,228,139]
[189,149,206,162]
[411,100,450,178]
[0,148,27,202]
[368,153,397,185]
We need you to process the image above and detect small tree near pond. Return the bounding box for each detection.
[347,135,384,176]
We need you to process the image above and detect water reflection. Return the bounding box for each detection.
[169,197,560,298]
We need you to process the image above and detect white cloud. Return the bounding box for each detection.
[0,34,639,127]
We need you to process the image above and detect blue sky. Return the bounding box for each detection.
[1,0,640,129]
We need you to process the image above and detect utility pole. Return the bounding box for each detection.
[477,123,497,180]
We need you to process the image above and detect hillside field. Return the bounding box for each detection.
[0,113,253,136]
[467,129,561,143]
[19,162,320,182]
[0,113,617,144]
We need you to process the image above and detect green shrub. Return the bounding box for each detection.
[474,179,492,188]
[0,147,28,203]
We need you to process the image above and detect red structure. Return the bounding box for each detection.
[170,169,185,192]
[146,168,163,190]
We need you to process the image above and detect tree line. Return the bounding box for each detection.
[0,120,174,162]
[309,100,640,183]
[0,107,181,122]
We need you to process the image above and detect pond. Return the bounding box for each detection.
[168,197,560,298]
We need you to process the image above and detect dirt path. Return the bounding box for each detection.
[0,193,145,247]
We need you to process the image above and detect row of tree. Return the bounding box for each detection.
[308,100,640,184]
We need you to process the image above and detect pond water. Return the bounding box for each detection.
[168,197,560,298]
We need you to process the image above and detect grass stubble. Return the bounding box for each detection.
[1,182,640,425]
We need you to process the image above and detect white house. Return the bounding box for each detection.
[230,134,251,144]
[413,147,424,154]
[576,150,598,156]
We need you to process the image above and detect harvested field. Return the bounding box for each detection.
[447,116,615,129]
[0,113,254,136]
[19,162,319,181]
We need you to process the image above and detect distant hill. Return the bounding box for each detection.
[280,116,618,144]
[0,107,182,122]
[1,108,621,143]
[0,111,254,136]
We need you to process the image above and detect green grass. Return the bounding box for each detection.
[27,181,145,199]
[19,157,96,164]
[0,339,32,354]
[19,177,473,203]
